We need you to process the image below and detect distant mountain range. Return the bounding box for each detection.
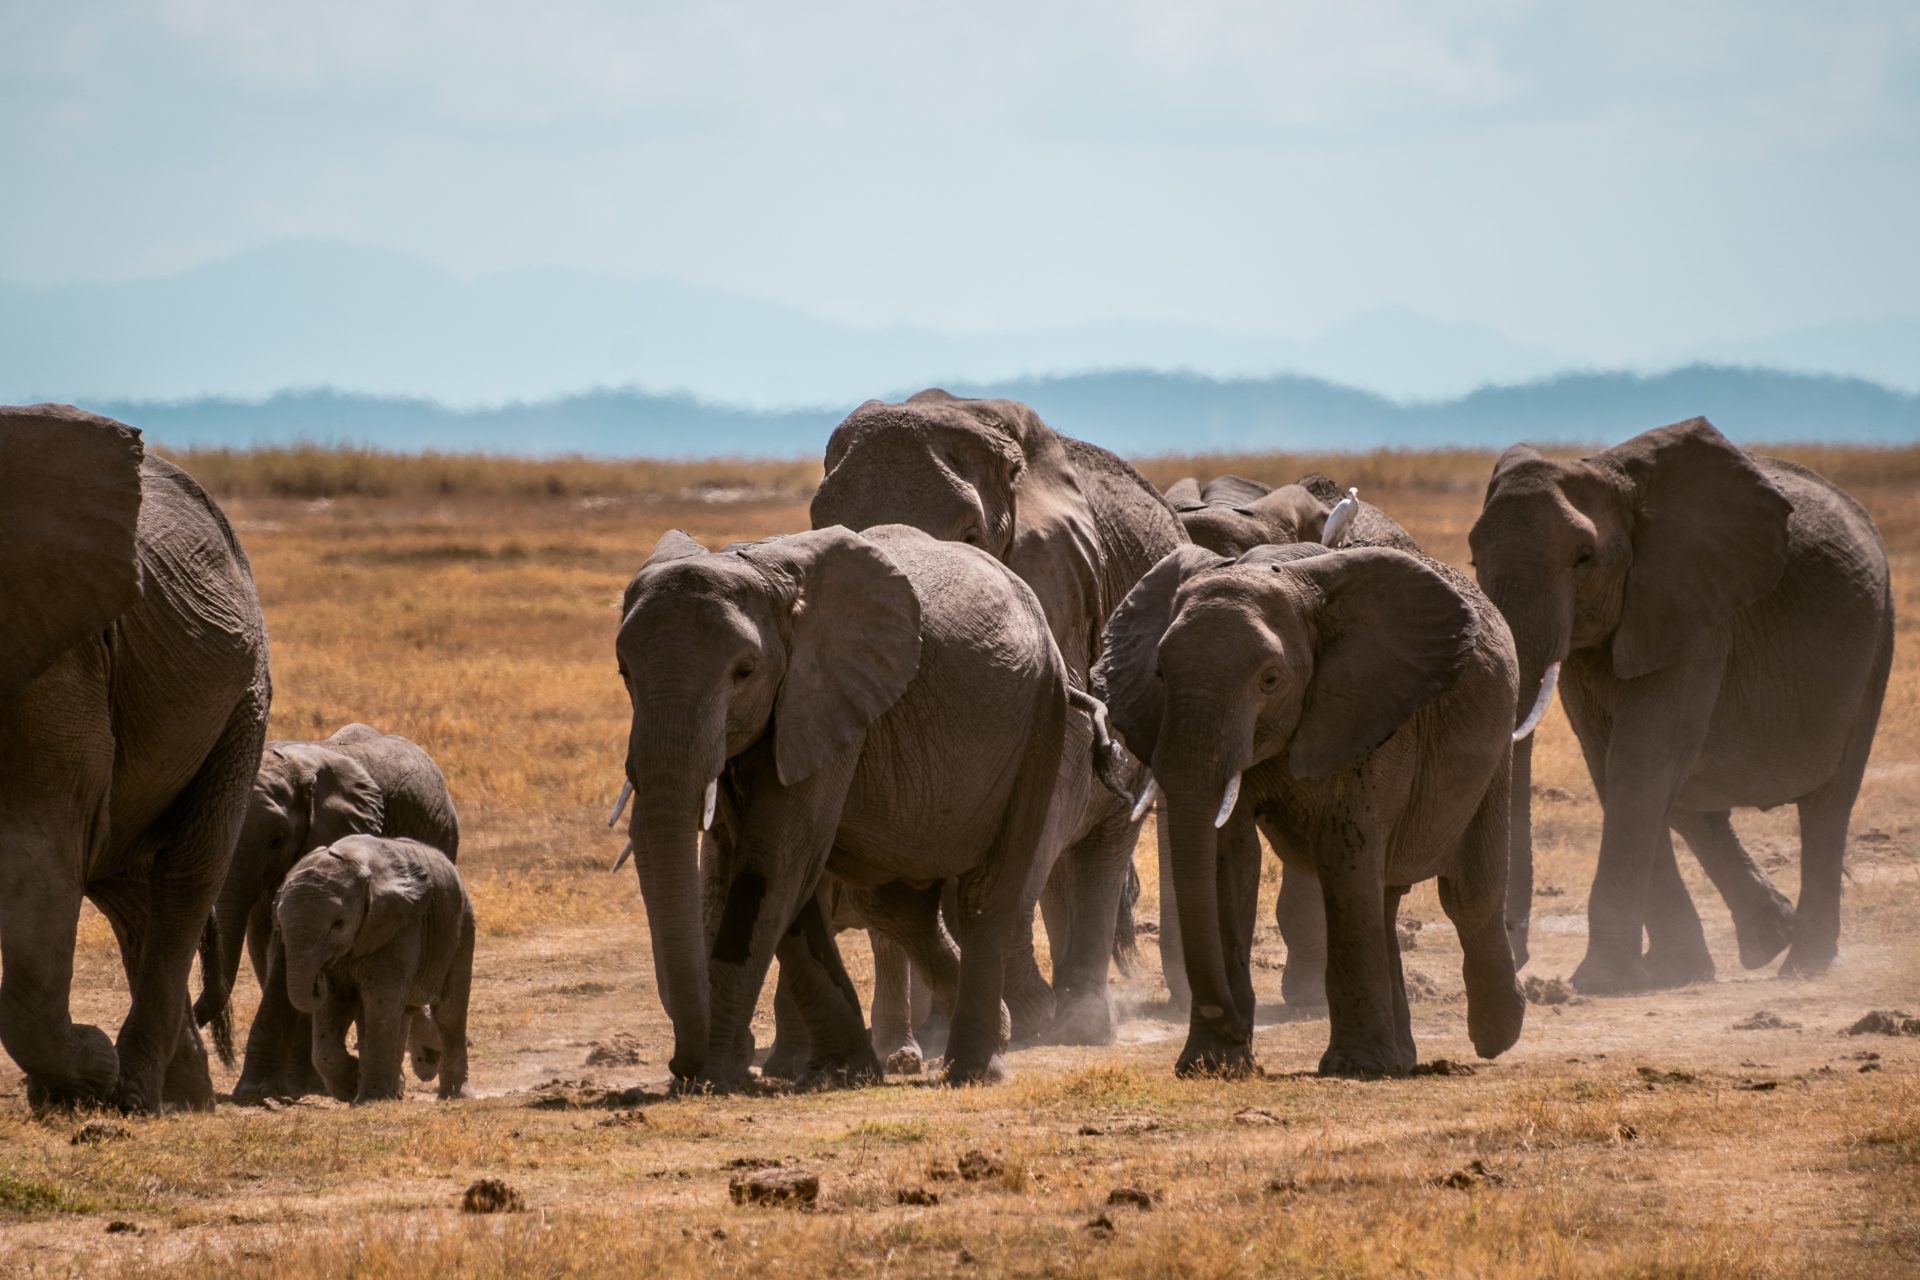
[88,364,1920,459]
[6,239,1919,412]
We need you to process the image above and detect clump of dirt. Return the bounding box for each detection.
[729,1167,818,1208]
[1533,785,1576,803]
[1077,1115,1162,1136]
[1107,1186,1155,1210]
[1435,1159,1504,1189]
[1846,1010,1920,1036]
[1396,918,1422,950]
[461,1179,525,1214]
[885,1047,924,1075]
[1523,976,1579,1005]
[596,1108,648,1128]
[1732,1010,1801,1031]
[1082,1212,1116,1237]
[895,1186,939,1206]
[1265,1175,1302,1197]
[1636,1067,1699,1087]
[584,1033,646,1067]
[525,1078,650,1110]
[1403,970,1442,1001]
[1410,1059,1475,1078]
[1233,1108,1286,1126]
[104,1221,140,1235]
[71,1121,130,1146]
[957,1150,1005,1181]
[723,1155,781,1171]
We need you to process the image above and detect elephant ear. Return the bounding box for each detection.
[1163,477,1206,511]
[1282,548,1477,779]
[1092,545,1230,765]
[644,529,708,567]
[299,747,386,849]
[348,840,431,957]
[962,399,1107,676]
[1240,484,1331,543]
[0,405,146,702]
[1202,474,1273,509]
[1603,418,1790,679]
[740,527,923,786]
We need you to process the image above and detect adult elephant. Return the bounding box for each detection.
[809,390,1182,1038]
[1160,472,1421,1009]
[0,404,271,1112]
[1095,543,1524,1076]
[196,724,460,1101]
[1470,418,1892,992]
[613,525,1094,1089]
[1165,473,1419,558]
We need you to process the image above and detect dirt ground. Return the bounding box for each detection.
[1,447,1915,1277]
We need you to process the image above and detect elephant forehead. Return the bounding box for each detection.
[621,561,772,642]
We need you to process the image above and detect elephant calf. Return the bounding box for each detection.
[1097,543,1525,1078]
[275,835,474,1104]
[198,723,460,1102]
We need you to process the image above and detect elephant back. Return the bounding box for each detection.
[327,725,461,861]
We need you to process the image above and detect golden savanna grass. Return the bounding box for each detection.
[3,444,1917,1277]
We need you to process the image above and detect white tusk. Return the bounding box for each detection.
[1320,487,1359,547]
[702,778,718,831]
[1130,774,1159,823]
[607,778,632,829]
[610,839,634,873]
[1512,661,1562,742]
[1214,773,1242,828]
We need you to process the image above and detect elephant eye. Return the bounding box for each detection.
[1574,547,1595,568]
[330,918,344,931]
[960,527,985,548]
[1260,668,1283,692]
[731,661,757,684]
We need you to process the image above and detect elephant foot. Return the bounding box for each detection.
[758,1041,810,1082]
[1734,896,1798,970]
[1317,1042,1413,1079]
[1280,960,1327,1010]
[1569,947,1655,996]
[1465,976,1526,1060]
[161,1047,217,1114]
[1778,938,1838,980]
[437,1080,475,1101]
[1046,994,1116,1047]
[1175,1028,1254,1079]
[1005,979,1055,1044]
[942,1052,1009,1087]
[24,1026,121,1113]
[1643,942,1715,990]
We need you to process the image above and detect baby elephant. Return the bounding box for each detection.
[275,836,475,1103]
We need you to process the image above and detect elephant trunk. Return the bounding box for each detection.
[1483,578,1571,736]
[1506,731,1535,970]
[627,705,727,1083]
[1157,703,1254,1048]
[279,921,330,1016]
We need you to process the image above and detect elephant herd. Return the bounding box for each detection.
[0,395,1892,1111]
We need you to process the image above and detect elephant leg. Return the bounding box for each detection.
[1782,781,1858,978]
[944,867,1021,1085]
[235,932,325,1101]
[310,990,360,1102]
[407,1010,443,1082]
[1641,828,1715,988]
[1573,652,1719,997]
[95,883,216,1112]
[1669,810,1793,970]
[1276,862,1329,1010]
[1154,805,1190,1014]
[1174,809,1261,1077]
[0,849,117,1109]
[1005,880,1063,1042]
[759,972,814,1080]
[1381,887,1415,1070]
[1045,816,1132,1047]
[1438,773,1525,1061]
[1316,835,1406,1078]
[431,920,474,1100]
[114,699,266,1113]
[867,930,923,1072]
[353,981,409,1103]
[771,899,877,1085]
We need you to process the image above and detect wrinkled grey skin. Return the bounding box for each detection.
[198,724,460,1102]
[277,835,473,1103]
[616,525,1077,1090]
[1166,473,1420,559]
[1096,543,1524,1077]
[1470,417,1893,993]
[1160,473,1422,1011]
[0,404,271,1113]
[808,390,1180,1050]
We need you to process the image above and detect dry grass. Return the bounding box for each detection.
[5,445,1918,1277]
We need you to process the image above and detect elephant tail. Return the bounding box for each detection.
[196,916,235,1068]
[1111,858,1140,978]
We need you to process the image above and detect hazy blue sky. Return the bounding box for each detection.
[5,2,1917,373]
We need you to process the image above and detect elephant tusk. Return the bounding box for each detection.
[1512,661,1562,742]
[1214,772,1242,828]
[1130,774,1159,823]
[607,778,632,829]
[702,778,718,831]
[610,839,634,873]
[1320,487,1359,547]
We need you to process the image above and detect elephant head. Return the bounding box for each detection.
[1095,544,1475,1043]
[1467,417,1791,736]
[809,390,1105,673]
[0,405,145,704]
[1166,475,1339,558]
[614,526,921,1081]
[199,744,386,1028]
[275,836,428,1014]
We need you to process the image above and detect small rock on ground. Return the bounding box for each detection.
[1732,1010,1801,1031]
[1523,976,1578,1006]
[957,1150,1004,1181]
[71,1121,131,1146]
[1847,1010,1920,1037]
[584,1033,646,1067]
[461,1178,525,1214]
[1107,1186,1154,1210]
[895,1186,939,1206]
[1436,1159,1504,1189]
